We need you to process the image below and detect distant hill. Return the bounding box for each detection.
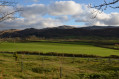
[0,29,21,36]
[43,25,76,30]
[80,26,118,30]
[55,25,75,29]
[0,26,119,39]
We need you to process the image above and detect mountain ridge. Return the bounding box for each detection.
[0,26,119,39]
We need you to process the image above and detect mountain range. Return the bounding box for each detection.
[0,25,119,39]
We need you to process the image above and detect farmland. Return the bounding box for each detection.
[0,40,119,79]
[0,40,119,56]
[0,0,119,79]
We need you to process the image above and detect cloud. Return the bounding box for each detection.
[48,1,82,16]
[22,4,47,18]
[73,6,119,26]
[22,1,82,17]
[0,1,82,30]
[100,13,119,26]
[85,12,119,26]
[24,17,62,28]
[0,17,63,30]
[0,1,119,30]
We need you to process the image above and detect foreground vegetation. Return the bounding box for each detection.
[0,53,119,79]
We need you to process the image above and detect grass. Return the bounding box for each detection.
[0,41,119,56]
[0,53,119,79]
[0,40,119,79]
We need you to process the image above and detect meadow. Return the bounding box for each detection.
[0,53,119,79]
[0,41,119,56]
[0,40,119,79]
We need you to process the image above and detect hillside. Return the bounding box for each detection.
[0,26,119,39]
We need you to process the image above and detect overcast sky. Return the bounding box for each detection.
[0,0,119,30]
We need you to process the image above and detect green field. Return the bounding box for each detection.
[0,41,119,56]
[0,41,119,79]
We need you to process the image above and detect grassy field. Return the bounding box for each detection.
[0,41,119,56]
[0,40,119,79]
[0,53,119,79]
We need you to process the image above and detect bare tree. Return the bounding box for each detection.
[90,0,119,11]
[88,0,119,18]
[92,0,119,11]
[0,0,22,22]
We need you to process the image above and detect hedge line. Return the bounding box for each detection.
[0,51,119,58]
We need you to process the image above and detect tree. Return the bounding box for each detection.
[88,0,119,18]
[0,0,22,22]
[90,0,119,11]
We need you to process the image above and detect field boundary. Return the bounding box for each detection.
[0,51,119,59]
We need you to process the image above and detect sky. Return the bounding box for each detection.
[0,0,119,30]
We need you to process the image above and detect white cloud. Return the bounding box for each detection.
[0,1,82,30]
[74,6,119,26]
[0,1,119,30]
[22,1,82,17]
[101,13,119,26]
[88,12,119,26]
[0,17,62,30]
[48,1,82,16]
[22,4,47,18]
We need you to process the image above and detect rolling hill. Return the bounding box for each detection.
[0,26,119,39]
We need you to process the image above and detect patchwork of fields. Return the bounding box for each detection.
[0,41,119,56]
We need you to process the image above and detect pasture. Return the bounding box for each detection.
[0,53,119,79]
[0,40,119,79]
[0,41,119,56]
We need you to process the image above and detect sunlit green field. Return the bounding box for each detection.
[0,41,119,56]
